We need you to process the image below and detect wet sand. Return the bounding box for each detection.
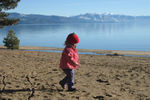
[0,46,150,100]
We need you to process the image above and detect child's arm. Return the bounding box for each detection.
[69,54,80,67]
[70,59,80,66]
[64,48,80,67]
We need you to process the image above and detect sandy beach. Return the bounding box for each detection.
[0,46,150,100]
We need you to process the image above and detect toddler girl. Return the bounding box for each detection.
[59,33,80,91]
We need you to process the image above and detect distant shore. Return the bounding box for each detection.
[1,45,150,56]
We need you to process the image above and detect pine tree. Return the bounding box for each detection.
[3,30,20,49]
[0,0,20,28]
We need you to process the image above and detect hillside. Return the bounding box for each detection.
[8,13,150,24]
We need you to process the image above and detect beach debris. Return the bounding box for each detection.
[1,76,6,92]
[93,96,104,100]
[52,68,58,71]
[26,75,33,86]
[26,75,35,100]
[105,93,112,97]
[96,79,110,85]
[106,53,123,56]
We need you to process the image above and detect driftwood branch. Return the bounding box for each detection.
[2,76,6,92]
[26,75,35,100]
[26,75,33,86]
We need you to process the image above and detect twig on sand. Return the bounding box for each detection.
[26,75,35,100]
[2,76,6,92]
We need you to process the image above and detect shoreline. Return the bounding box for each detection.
[1,45,150,56]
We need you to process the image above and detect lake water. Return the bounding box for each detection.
[0,23,150,51]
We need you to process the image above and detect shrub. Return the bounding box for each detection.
[3,30,20,49]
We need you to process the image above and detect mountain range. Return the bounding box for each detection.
[8,13,150,24]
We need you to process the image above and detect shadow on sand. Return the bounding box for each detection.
[0,88,63,100]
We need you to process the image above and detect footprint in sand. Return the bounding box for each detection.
[105,93,112,97]
[52,69,58,71]
[93,96,104,100]
[96,79,110,85]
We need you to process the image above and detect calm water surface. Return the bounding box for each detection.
[0,23,150,51]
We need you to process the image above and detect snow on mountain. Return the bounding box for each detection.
[72,13,138,23]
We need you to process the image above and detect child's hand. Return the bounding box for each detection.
[75,62,80,66]
[78,63,81,66]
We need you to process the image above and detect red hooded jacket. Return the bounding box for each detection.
[60,45,79,69]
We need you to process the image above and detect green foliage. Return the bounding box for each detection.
[3,30,20,49]
[0,0,20,28]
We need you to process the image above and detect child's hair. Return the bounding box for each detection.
[64,33,79,46]
[64,40,72,46]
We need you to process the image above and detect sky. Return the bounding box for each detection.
[7,0,150,16]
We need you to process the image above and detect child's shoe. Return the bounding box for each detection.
[68,88,76,92]
[59,81,65,89]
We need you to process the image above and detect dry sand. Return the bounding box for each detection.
[0,46,150,100]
